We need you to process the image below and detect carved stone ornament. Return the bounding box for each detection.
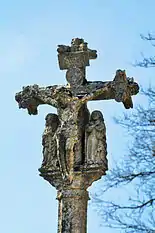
[39,113,60,172]
[15,38,139,233]
[85,111,107,170]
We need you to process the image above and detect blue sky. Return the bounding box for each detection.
[1,1,155,233]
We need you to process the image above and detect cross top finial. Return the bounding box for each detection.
[57,38,97,70]
[71,38,86,51]
[57,38,97,87]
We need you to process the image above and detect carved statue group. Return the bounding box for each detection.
[40,109,107,176]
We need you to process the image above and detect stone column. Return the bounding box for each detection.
[54,170,104,233]
[39,168,105,233]
[57,189,89,233]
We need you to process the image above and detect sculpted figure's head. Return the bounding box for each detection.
[115,69,127,82]
[45,113,60,131]
[90,111,104,122]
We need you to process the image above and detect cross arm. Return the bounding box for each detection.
[15,84,68,115]
[91,80,139,100]
[79,70,139,109]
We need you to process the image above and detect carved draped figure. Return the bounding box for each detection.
[85,111,108,169]
[41,113,60,171]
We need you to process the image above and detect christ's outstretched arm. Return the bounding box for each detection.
[79,71,139,109]
[15,85,73,115]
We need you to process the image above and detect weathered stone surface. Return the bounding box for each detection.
[40,113,60,171]
[85,111,107,169]
[57,189,89,233]
[15,38,139,233]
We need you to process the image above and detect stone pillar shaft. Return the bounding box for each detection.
[57,189,89,233]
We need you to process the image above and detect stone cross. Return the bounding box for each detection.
[15,38,139,233]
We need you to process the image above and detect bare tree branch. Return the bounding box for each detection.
[93,35,155,232]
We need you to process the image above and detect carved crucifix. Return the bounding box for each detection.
[15,38,139,233]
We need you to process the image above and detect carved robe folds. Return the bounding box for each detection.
[85,111,108,170]
[41,113,60,171]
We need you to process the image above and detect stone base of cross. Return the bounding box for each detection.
[15,38,139,233]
